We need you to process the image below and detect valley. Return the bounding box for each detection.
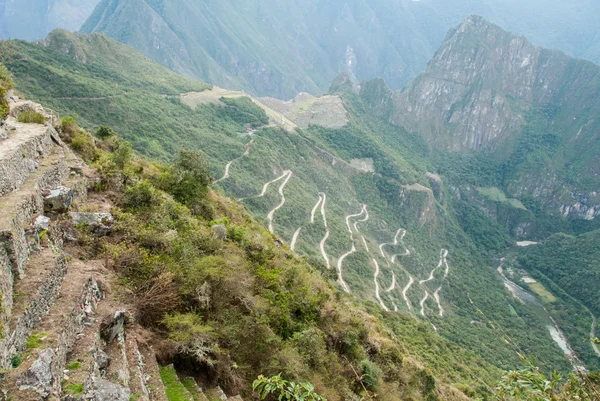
[1,13,599,400]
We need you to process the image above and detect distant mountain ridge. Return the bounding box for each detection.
[360,15,600,222]
[80,0,600,99]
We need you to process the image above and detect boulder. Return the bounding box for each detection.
[211,224,227,240]
[91,378,130,401]
[34,215,51,231]
[94,350,110,370]
[70,212,114,236]
[16,348,55,397]
[99,311,126,343]
[44,186,75,213]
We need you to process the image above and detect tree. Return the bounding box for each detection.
[253,374,327,401]
[95,125,116,139]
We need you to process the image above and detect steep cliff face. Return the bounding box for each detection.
[367,16,600,220]
[388,16,600,152]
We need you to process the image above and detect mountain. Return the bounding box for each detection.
[361,15,600,225]
[0,0,100,40]
[0,85,498,401]
[5,26,599,381]
[80,0,600,99]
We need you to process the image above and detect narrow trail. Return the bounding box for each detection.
[336,204,367,293]
[386,271,396,292]
[215,139,254,184]
[238,168,287,201]
[371,258,390,311]
[318,192,331,269]
[266,170,293,233]
[420,291,429,316]
[402,276,415,310]
[379,227,413,310]
[310,194,323,224]
[433,250,450,317]
[350,205,390,311]
[214,161,233,183]
[418,249,449,317]
[290,227,302,252]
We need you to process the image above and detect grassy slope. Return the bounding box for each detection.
[0,32,578,376]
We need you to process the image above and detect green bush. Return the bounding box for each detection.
[17,110,46,124]
[359,359,381,392]
[64,383,84,396]
[253,374,326,401]
[95,125,116,139]
[71,133,97,162]
[123,181,156,210]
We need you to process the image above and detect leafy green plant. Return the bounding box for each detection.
[11,354,22,368]
[96,125,116,139]
[64,383,85,396]
[67,361,81,370]
[17,110,45,124]
[71,133,97,162]
[253,374,326,401]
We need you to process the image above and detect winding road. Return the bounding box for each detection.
[371,258,390,311]
[310,194,323,224]
[215,139,254,184]
[402,276,415,311]
[266,170,293,233]
[336,204,368,293]
[290,227,302,251]
[318,193,331,269]
[419,249,449,317]
[420,291,430,316]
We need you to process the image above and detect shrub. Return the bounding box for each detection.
[0,63,14,90]
[71,133,97,162]
[253,374,326,401]
[359,359,381,392]
[95,125,116,139]
[123,181,156,210]
[17,110,45,124]
[60,116,80,142]
[26,331,45,349]
[113,141,134,169]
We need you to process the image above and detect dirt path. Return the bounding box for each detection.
[290,227,302,251]
[310,194,323,224]
[420,291,430,316]
[402,276,415,310]
[386,271,396,292]
[318,193,331,269]
[215,139,255,184]
[419,249,447,285]
[267,170,293,233]
[336,205,367,293]
[433,250,450,317]
[371,258,390,311]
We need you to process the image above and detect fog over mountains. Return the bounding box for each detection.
[3,0,600,98]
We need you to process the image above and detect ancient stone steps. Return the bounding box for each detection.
[0,119,58,198]
[3,274,103,400]
[0,147,69,278]
[0,248,67,369]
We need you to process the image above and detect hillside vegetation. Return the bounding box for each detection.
[1,27,594,381]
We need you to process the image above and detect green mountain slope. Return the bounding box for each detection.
[361,16,600,225]
[79,0,600,99]
[1,28,592,379]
